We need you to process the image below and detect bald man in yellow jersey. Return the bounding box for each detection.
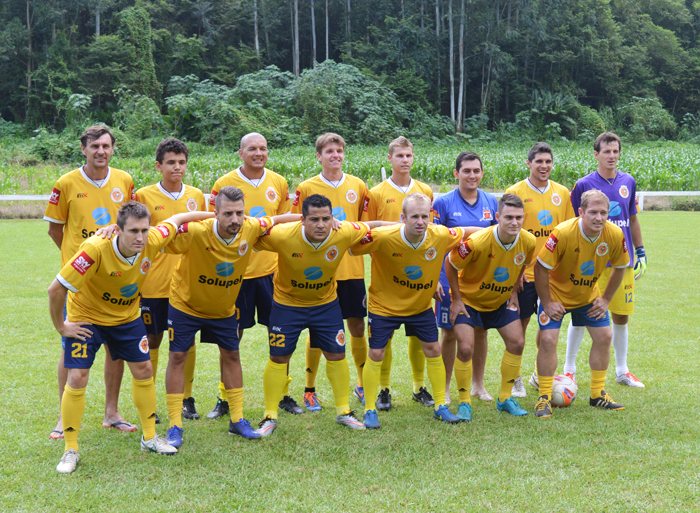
[533,190,629,418]
[359,136,436,411]
[291,133,370,413]
[445,194,536,420]
[504,142,575,395]
[206,133,298,419]
[48,202,213,473]
[44,125,136,439]
[135,138,206,422]
[350,193,464,428]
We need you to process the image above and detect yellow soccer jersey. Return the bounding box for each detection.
[254,221,370,307]
[135,183,206,298]
[57,222,177,326]
[350,224,463,317]
[361,178,434,222]
[537,218,630,309]
[291,173,369,281]
[44,167,135,266]
[448,226,537,311]
[209,167,290,279]
[505,179,575,281]
[166,216,273,319]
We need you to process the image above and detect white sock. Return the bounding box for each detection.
[612,322,629,376]
[563,324,585,375]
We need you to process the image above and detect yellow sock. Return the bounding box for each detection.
[61,385,85,452]
[538,375,554,400]
[379,337,392,389]
[225,388,244,422]
[183,345,196,398]
[325,359,350,415]
[425,356,446,409]
[500,350,523,402]
[166,393,184,429]
[408,336,426,392]
[263,360,287,419]
[219,381,226,401]
[362,358,383,412]
[305,336,323,389]
[454,358,473,404]
[150,347,159,381]
[132,377,157,440]
[591,369,607,399]
[350,335,367,387]
[283,374,292,397]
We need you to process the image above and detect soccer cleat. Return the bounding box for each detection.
[166,425,184,448]
[336,410,366,429]
[433,404,461,424]
[376,388,392,411]
[182,397,200,420]
[154,413,160,425]
[56,449,80,473]
[456,402,472,422]
[303,391,322,412]
[564,372,576,385]
[529,371,539,390]
[141,434,178,455]
[590,391,625,410]
[615,371,645,388]
[511,376,527,398]
[279,395,305,415]
[229,419,262,439]
[353,385,365,405]
[256,418,277,437]
[412,387,435,407]
[363,409,381,429]
[496,397,528,416]
[534,395,552,418]
[206,398,229,420]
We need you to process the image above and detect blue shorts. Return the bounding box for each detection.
[236,274,274,329]
[368,309,438,349]
[453,301,520,330]
[167,305,240,352]
[517,281,539,319]
[434,280,453,329]
[141,297,169,335]
[337,279,367,319]
[537,301,610,331]
[61,296,106,350]
[267,299,346,356]
[63,317,150,369]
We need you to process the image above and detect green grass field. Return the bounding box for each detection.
[1,212,699,512]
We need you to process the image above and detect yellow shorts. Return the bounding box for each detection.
[598,267,634,316]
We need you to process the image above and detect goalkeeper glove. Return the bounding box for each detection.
[634,246,647,280]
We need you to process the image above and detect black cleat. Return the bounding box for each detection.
[182,397,200,420]
[279,395,304,415]
[155,413,160,425]
[534,395,552,418]
[206,398,229,419]
[590,390,624,410]
[412,387,435,407]
[376,388,392,411]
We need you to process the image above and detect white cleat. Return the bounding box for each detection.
[141,435,178,455]
[616,371,645,388]
[256,418,277,437]
[511,376,527,398]
[335,411,366,429]
[529,371,539,390]
[56,449,80,473]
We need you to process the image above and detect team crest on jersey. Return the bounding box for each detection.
[551,193,562,206]
[539,312,550,326]
[457,241,471,259]
[545,234,558,252]
[238,240,249,256]
[140,257,152,275]
[619,185,629,199]
[71,251,95,275]
[480,208,492,222]
[266,187,278,202]
[111,187,124,203]
[138,336,149,354]
[49,188,61,205]
[325,245,339,262]
[346,190,358,204]
[186,198,198,212]
[425,247,437,261]
[514,252,526,265]
[335,330,346,346]
[156,225,170,238]
[596,242,609,257]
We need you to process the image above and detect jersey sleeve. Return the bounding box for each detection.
[57,242,100,292]
[346,221,371,246]
[148,221,179,251]
[361,189,378,221]
[278,181,291,214]
[564,188,576,220]
[524,237,537,266]
[431,197,446,226]
[628,180,638,215]
[249,216,275,241]
[448,238,476,271]
[348,229,379,256]
[356,182,369,219]
[488,195,499,226]
[127,176,136,201]
[253,225,282,252]
[537,229,565,270]
[570,182,582,215]
[208,179,222,212]
[609,233,631,268]
[290,184,306,214]
[44,181,68,224]
[196,190,207,211]
[443,226,465,252]
[163,222,196,254]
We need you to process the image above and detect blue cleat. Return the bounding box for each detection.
[456,402,472,422]
[433,404,461,424]
[304,391,322,412]
[497,397,528,416]
[354,385,365,405]
[229,418,262,439]
[166,425,184,448]
[363,409,380,429]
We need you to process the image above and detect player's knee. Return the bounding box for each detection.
[270,354,292,365]
[169,350,189,367]
[323,351,345,362]
[368,348,385,362]
[456,344,473,362]
[346,318,365,337]
[221,349,241,364]
[67,368,90,389]
[422,342,441,358]
[507,337,525,355]
[128,360,153,380]
[148,333,162,349]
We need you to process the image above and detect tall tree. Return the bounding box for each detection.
[346,0,352,56]
[456,0,465,130]
[254,0,260,59]
[293,0,300,76]
[325,0,329,60]
[311,0,317,65]
[448,0,454,120]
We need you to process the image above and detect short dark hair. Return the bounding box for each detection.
[498,193,524,214]
[117,201,151,229]
[594,131,621,153]
[527,142,553,162]
[455,151,483,172]
[302,194,332,217]
[156,138,189,163]
[215,186,245,210]
[80,125,115,147]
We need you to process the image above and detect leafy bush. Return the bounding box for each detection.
[574,106,606,139]
[619,96,677,142]
[113,87,164,139]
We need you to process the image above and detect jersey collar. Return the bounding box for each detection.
[578,218,601,243]
[236,166,267,188]
[493,225,520,251]
[112,235,140,265]
[525,178,551,194]
[157,181,185,200]
[213,219,239,245]
[319,172,346,188]
[301,225,332,249]
[456,188,481,208]
[387,177,414,194]
[400,225,426,249]
[80,166,111,188]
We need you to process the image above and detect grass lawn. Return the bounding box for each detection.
[1,212,699,512]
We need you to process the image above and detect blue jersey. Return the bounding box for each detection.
[432,188,499,284]
[570,170,638,267]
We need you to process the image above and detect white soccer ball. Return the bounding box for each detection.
[551,375,578,407]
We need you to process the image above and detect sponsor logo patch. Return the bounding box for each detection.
[177,223,189,234]
[258,218,269,229]
[360,233,373,244]
[209,190,218,206]
[404,266,423,280]
[362,197,370,212]
[156,225,170,238]
[457,241,471,259]
[216,262,235,277]
[71,252,95,275]
[493,267,510,282]
[292,190,301,206]
[545,234,558,252]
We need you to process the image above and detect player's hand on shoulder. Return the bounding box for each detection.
[59,321,93,342]
[331,218,342,231]
[433,282,445,302]
[95,224,119,239]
